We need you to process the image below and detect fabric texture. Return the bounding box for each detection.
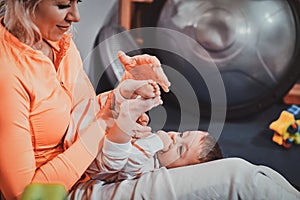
[68,167,176,200]
[68,158,300,200]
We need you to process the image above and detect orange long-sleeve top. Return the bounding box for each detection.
[0,22,107,199]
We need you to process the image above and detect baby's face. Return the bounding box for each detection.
[157,131,208,168]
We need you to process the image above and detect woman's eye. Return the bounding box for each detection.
[57,0,81,9]
[57,4,71,9]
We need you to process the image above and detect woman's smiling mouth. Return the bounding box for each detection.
[57,25,70,32]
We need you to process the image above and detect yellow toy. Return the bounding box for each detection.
[269,105,300,148]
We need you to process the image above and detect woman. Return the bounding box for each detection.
[0,0,299,199]
[0,0,166,199]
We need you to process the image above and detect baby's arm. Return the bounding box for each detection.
[118,131,175,180]
[89,134,164,181]
[117,134,165,180]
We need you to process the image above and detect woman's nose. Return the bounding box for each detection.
[66,5,81,23]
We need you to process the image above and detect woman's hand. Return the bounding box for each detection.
[96,91,116,130]
[106,97,162,143]
[118,51,171,92]
[98,79,162,135]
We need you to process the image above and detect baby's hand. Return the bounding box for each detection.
[136,113,150,127]
[132,113,153,139]
[116,97,162,136]
[118,51,171,92]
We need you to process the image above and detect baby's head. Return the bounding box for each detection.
[156,130,223,168]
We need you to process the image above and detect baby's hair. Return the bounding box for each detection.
[198,134,223,163]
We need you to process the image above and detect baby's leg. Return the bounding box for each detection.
[168,158,300,200]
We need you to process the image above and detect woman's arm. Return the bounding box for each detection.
[0,69,104,199]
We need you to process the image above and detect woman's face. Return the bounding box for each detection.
[33,0,81,41]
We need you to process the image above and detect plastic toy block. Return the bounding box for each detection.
[269,105,300,148]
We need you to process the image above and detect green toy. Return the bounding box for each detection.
[21,183,67,200]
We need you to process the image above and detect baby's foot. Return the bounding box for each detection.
[114,79,161,113]
[120,79,160,99]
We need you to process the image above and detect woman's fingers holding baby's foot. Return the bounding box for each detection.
[120,79,160,99]
[117,79,149,101]
[135,80,161,99]
[149,80,161,97]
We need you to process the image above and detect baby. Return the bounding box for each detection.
[90,129,223,183]
[64,79,222,183]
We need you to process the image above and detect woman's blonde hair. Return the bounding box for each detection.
[0,0,43,46]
